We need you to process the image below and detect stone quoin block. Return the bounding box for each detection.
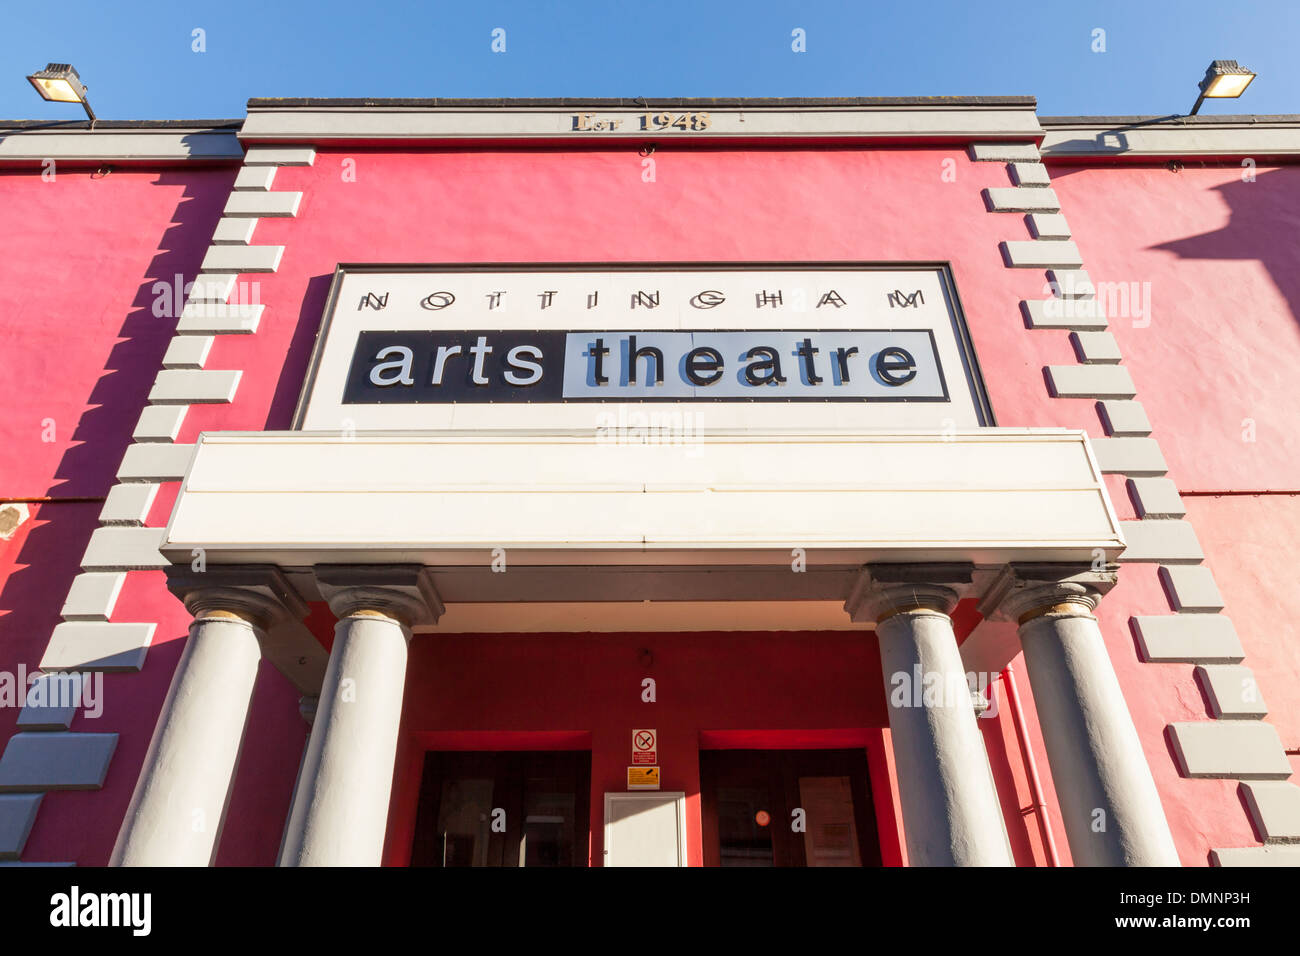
[161,335,213,370]
[200,244,284,274]
[222,190,302,218]
[1196,665,1268,719]
[1132,615,1244,663]
[0,794,42,860]
[210,217,258,245]
[1022,298,1108,330]
[1089,437,1167,476]
[100,482,160,525]
[1126,477,1186,518]
[1098,400,1152,437]
[80,527,168,571]
[116,443,195,483]
[984,186,1061,212]
[0,734,119,792]
[1001,240,1083,269]
[148,369,241,405]
[17,674,88,730]
[968,142,1041,162]
[184,273,238,303]
[1159,565,1225,613]
[1045,364,1136,399]
[176,303,263,335]
[1118,520,1204,563]
[1071,331,1122,364]
[132,405,188,443]
[40,622,156,673]
[1169,721,1293,779]
[60,572,127,621]
[233,165,277,191]
[1240,781,1300,843]
[1211,846,1300,866]
[1008,162,1051,186]
[1047,269,1095,299]
[242,146,317,166]
[1026,213,1071,239]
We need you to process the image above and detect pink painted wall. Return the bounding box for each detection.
[1050,163,1300,494]
[0,163,271,865]
[6,143,1290,866]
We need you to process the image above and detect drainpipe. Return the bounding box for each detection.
[1000,663,1060,867]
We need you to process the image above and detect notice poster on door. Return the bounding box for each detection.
[798,776,862,867]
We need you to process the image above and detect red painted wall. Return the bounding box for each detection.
[0,164,241,864]
[1050,163,1300,493]
[6,143,1290,866]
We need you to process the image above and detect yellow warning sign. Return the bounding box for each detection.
[627,766,660,791]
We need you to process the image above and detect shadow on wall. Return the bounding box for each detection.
[49,170,231,497]
[264,273,334,429]
[0,169,230,863]
[1151,166,1300,333]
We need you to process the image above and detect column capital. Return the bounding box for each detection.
[313,564,444,627]
[165,564,309,630]
[977,563,1118,624]
[845,563,973,623]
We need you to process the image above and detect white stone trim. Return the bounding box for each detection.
[1169,722,1292,779]
[116,444,196,483]
[1240,782,1300,843]
[1090,437,1167,476]
[984,187,1060,213]
[1098,401,1151,437]
[1021,298,1107,330]
[99,483,160,525]
[161,335,213,370]
[242,146,317,166]
[80,527,167,571]
[1001,240,1083,269]
[1196,665,1267,719]
[148,369,242,405]
[1116,520,1204,563]
[132,405,188,443]
[0,129,242,164]
[60,572,127,621]
[211,218,258,245]
[40,623,155,672]
[233,165,276,191]
[223,191,302,217]
[176,303,263,335]
[1133,616,1244,663]
[1008,162,1051,187]
[1026,213,1071,239]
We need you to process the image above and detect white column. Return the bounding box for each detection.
[850,571,1014,866]
[278,566,441,867]
[112,569,305,866]
[983,566,1180,866]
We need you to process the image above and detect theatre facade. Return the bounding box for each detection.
[0,97,1298,867]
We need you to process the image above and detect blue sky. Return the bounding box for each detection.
[2,0,1295,120]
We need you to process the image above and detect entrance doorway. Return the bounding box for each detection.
[410,751,591,866]
[700,749,881,867]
